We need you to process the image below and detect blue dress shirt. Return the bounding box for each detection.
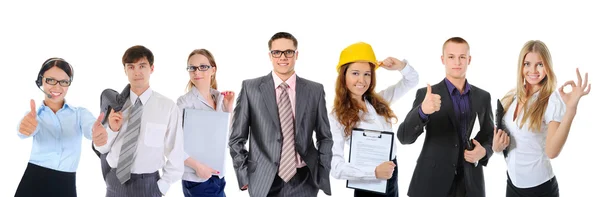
[17,102,95,172]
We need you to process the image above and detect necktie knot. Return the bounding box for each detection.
[278,82,289,90]
[134,98,142,106]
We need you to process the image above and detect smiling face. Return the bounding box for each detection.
[522,52,547,90]
[345,62,373,101]
[42,66,70,104]
[269,38,297,78]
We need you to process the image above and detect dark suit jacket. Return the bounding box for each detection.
[398,79,494,197]
[229,72,333,197]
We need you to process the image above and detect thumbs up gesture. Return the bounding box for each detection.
[19,99,39,136]
[421,84,442,115]
[92,112,108,146]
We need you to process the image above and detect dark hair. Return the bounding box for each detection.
[268,32,298,49]
[186,49,218,92]
[122,45,154,66]
[36,58,74,87]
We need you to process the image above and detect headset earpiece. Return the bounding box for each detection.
[35,57,74,87]
[36,75,43,87]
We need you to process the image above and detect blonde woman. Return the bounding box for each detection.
[176,49,235,197]
[493,40,591,197]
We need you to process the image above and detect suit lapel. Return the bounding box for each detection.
[438,80,460,131]
[295,76,307,132]
[259,73,281,130]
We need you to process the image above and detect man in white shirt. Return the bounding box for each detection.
[94,45,185,197]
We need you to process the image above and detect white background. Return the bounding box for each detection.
[0,0,598,196]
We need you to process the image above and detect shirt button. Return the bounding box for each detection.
[277,139,282,143]
[274,162,279,166]
[454,144,458,147]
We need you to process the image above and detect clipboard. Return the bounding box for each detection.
[346,128,394,195]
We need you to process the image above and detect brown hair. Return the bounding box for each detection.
[185,49,218,92]
[500,40,556,132]
[268,32,298,50]
[442,37,470,55]
[332,63,397,137]
[122,45,154,66]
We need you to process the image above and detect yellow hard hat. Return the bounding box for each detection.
[337,42,380,72]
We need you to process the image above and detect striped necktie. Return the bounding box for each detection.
[277,82,297,182]
[116,98,143,184]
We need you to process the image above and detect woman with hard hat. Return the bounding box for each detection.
[329,42,419,196]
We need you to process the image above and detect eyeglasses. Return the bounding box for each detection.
[187,65,213,72]
[45,77,71,87]
[270,50,296,58]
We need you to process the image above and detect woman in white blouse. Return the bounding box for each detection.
[329,42,419,197]
[493,40,591,197]
[176,49,235,197]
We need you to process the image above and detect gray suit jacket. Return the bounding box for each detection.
[229,72,333,197]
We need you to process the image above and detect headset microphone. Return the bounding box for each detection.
[38,86,52,99]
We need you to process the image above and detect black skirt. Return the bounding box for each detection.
[506,174,559,197]
[14,162,77,197]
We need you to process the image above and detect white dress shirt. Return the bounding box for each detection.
[504,90,565,188]
[176,88,227,182]
[329,62,419,180]
[94,87,185,195]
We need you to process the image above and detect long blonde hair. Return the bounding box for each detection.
[500,40,557,132]
[185,49,218,92]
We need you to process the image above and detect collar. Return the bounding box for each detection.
[129,87,153,105]
[272,71,297,90]
[191,87,220,104]
[444,78,471,96]
[39,100,74,114]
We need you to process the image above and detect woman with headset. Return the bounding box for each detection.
[15,58,106,197]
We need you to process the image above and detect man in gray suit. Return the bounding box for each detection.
[229,32,333,197]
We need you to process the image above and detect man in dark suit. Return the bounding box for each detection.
[398,37,494,197]
[229,32,333,197]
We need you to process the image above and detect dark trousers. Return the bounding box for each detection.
[182,176,226,197]
[507,175,559,197]
[15,163,77,197]
[105,168,162,197]
[448,169,466,197]
[354,158,398,197]
[268,166,318,197]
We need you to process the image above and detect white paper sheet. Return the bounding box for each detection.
[346,128,394,194]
